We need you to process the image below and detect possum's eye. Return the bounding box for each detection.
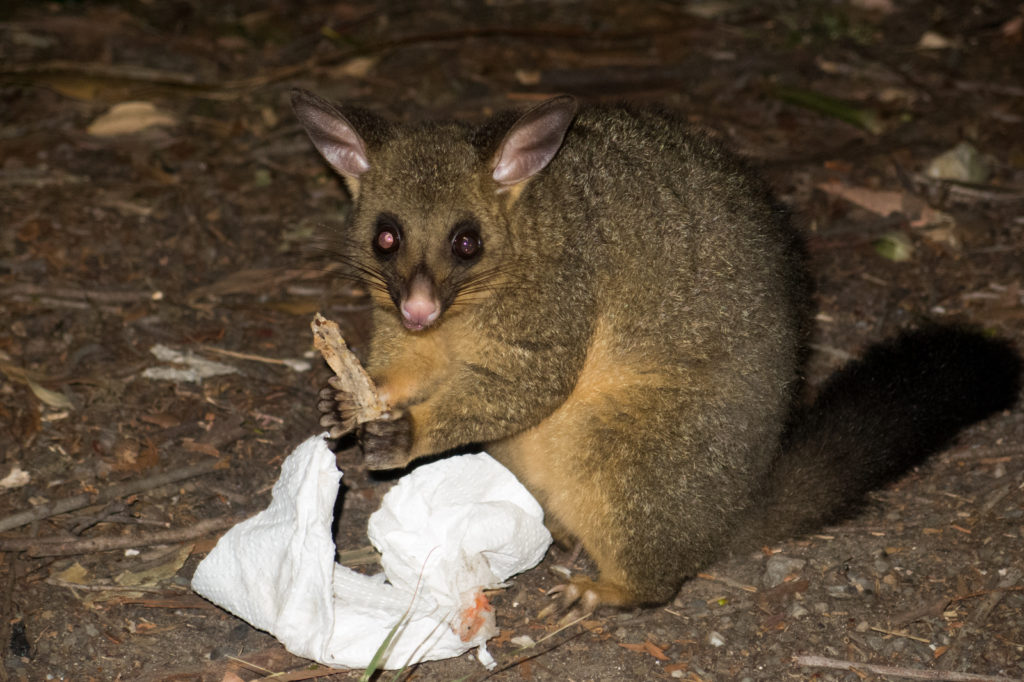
[373,216,402,256]
[451,222,482,261]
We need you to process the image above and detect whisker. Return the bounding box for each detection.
[448,257,532,307]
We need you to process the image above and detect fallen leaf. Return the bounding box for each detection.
[326,55,379,79]
[1002,13,1023,39]
[925,141,991,183]
[510,634,536,649]
[515,69,542,85]
[112,438,160,472]
[918,30,953,49]
[816,180,954,236]
[816,180,903,216]
[618,640,669,661]
[874,232,914,262]
[87,101,179,136]
[773,86,885,134]
[115,544,193,587]
[141,344,239,384]
[140,412,180,428]
[182,439,221,457]
[26,377,73,409]
[52,561,91,585]
[0,466,30,489]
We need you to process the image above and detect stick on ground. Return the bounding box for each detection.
[0,459,224,534]
[0,515,245,557]
[793,654,1022,682]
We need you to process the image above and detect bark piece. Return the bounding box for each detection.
[311,313,388,425]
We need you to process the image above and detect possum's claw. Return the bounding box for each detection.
[318,376,361,438]
[538,577,604,627]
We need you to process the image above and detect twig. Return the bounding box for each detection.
[893,598,950,626]
[0,515,245,557]
[199,345,309,371]
[0,553,16,682]
[0,24,668,103]
[0,283,160,304]
[808,343,856,362]
[870,625,931,644]
[949,585,1024,605]
[944,444,1023,461]
[469,623,589,682]
[226,655,274,675]
[953,79,1024,98]
[255,668,346,681]
[0,169,89,187]
[696,572,759,593]
[911,173,1024,203]
[45,579,177,593]
[793,654,1022,681]
[939,568,1022,671]
[0,459,223,533]
[70,500,154,535]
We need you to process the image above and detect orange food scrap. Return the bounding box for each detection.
[618,640,669,661]
[456,591,494,642]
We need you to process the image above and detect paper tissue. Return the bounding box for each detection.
[191,434,552,669]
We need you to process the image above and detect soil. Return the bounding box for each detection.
[2,1,1023,681]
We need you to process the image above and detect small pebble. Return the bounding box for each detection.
[763,555,806,588]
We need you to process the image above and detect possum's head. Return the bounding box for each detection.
[292,89,577,331]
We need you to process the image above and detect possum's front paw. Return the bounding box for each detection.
[317,375,362,438]
[360,411,413,470]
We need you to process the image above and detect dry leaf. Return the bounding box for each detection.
[0,466,30,489]
[925,142,990,183]
[618,640,670,660]
[326,55,379,79]
[140,412,180,428]
[874,232,915,262]
[917,31,953,50]
[1002,13,1023,39]
[515,69,542,85]
[87,101,179,137]
[112,438,160,472]
[816,180,954,234]
[115,544,193,587]
[26,377,73,409]
[142,344,239,384]
[52,561,91,585]
[182,439,221,457]
[817,180,903,216]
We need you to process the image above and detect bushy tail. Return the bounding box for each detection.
[732,326,1021,551]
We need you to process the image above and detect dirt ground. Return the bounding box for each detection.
[2,1,1023,680]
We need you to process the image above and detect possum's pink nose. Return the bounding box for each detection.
[401,276,440,331]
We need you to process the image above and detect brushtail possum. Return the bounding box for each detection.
[292,89,1021,615]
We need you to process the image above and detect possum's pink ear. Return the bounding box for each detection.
[491,95,578,188]
[292,88,370,193]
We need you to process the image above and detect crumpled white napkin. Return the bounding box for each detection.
[191,433,551,669]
